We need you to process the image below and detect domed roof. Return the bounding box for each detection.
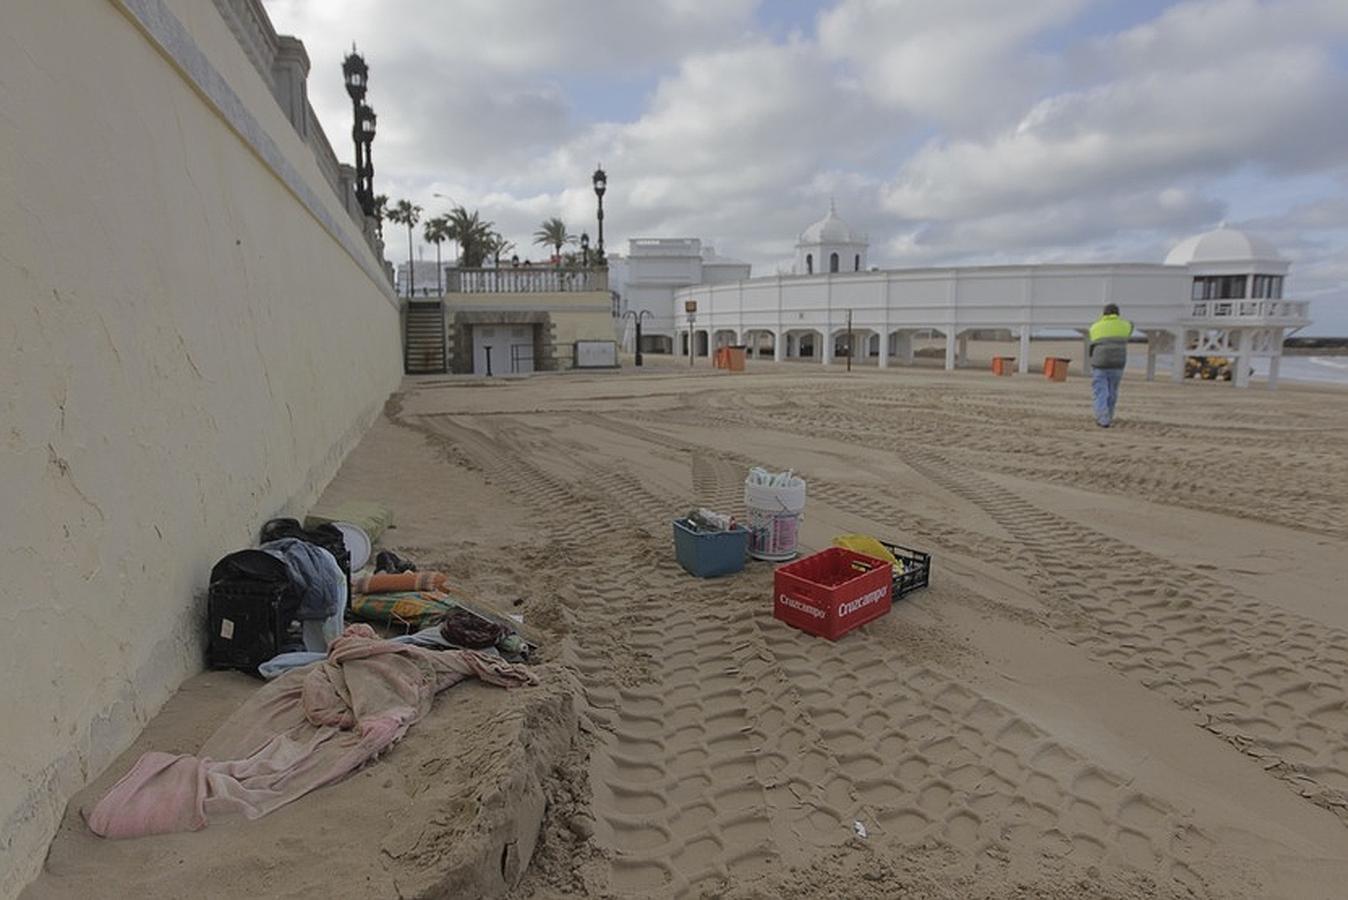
[1165,225,1283,265]
[800,201,862,245]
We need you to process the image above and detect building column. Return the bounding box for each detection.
[944,331,957,370]
[821,330,833,365]
[897,331,914,365]
[1268,338,1282,390]
[1145,334,1158,382]
[1233,330,1251,388]
[957,333,969,367]
[1172,329,1186,383]
[877,330,890,368]
[774,331,785,363]
[1018,325,1030,374]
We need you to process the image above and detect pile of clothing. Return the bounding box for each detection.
[95,509,543,840]
[89,624,536,838]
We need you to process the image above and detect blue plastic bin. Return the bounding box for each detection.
[672,519,750,577]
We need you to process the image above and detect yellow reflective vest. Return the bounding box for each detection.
[1088,314,1133,369]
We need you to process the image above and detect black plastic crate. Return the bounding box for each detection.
[879,541,931,600]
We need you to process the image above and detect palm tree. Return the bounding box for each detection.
[448,206,495,268]
[386,199,422,297]
[372,194,388,238]
[423,215,451,295]
[484,232,515,268]
[533,217,574,267]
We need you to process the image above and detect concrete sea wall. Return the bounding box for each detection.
[0,1,402,893]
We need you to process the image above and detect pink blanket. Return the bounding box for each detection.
[87,624,536,839]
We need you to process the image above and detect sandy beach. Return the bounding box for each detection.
[26,359,1348,898]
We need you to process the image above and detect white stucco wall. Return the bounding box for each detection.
[0,2,402,893]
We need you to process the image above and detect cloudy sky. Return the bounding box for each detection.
[265,0,1348,334]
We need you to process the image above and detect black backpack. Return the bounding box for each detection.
[206,549,303,675]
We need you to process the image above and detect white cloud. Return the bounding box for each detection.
[818,0,1085,128]
[884,47,1348,222]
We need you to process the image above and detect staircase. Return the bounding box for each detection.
[403,301,447,374]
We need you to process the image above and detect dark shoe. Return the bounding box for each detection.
[374,550,417,574]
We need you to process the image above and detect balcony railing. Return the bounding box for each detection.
[1187,299,1309,321]
[447,267,608,294]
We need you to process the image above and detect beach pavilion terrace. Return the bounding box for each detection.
[673,218,1310,389]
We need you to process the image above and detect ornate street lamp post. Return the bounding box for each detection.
[592,165,607,263]
[342,47,376,218]
[357,103,376,216]
[685,300,697,368]
[624,309,651,367]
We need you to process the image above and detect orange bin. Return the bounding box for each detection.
[1043,357,1071,381]
[991,356,1016,376]
[726,346,747,372]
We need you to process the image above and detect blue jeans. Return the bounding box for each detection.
[1092,367,1123,425]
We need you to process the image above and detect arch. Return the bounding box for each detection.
[829,252,839,273]
[806,253,813,274]
[830,327,875,363]
[854,254,860,272]
[694,330,709,357]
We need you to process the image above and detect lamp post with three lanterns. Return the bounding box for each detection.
[341,47,377,218]
[592,166,607,264]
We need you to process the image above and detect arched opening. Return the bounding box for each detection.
[806,253,813,274]
[854,254,860,272]
[829,252,839,273]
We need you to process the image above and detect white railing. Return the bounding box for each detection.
[447,267,609,294]
[1187,299,1309,321]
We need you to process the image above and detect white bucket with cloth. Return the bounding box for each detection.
[744,468,806,561]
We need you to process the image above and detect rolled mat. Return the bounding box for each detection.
[304,501,393,542]
[352,571,451,594]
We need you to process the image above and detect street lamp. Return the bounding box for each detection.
[624,309,652,367]
[685,299,697,368]
[357,103,376,217]
[580,232,590,267]
[342,47,376,218]
[592,165,607,263]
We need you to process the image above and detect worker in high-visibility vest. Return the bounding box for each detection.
[1088,303,1134,428]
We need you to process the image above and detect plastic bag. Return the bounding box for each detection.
[831,534,905,574]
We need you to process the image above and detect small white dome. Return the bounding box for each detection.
[1165,225,1283,265]
[800,201,861,245]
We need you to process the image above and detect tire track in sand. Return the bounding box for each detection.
[531,412,1218,895]
[898,449,1348,825]
[675,394,1348,825]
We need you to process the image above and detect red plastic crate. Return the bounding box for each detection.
[773,547,893,640]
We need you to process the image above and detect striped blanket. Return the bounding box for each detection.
[348,590,456,629]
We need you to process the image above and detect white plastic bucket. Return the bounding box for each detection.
[744,478,806,561]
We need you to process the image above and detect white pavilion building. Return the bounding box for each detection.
[670,207,1310,388]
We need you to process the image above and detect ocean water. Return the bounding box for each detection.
[1134,355,1348,387]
